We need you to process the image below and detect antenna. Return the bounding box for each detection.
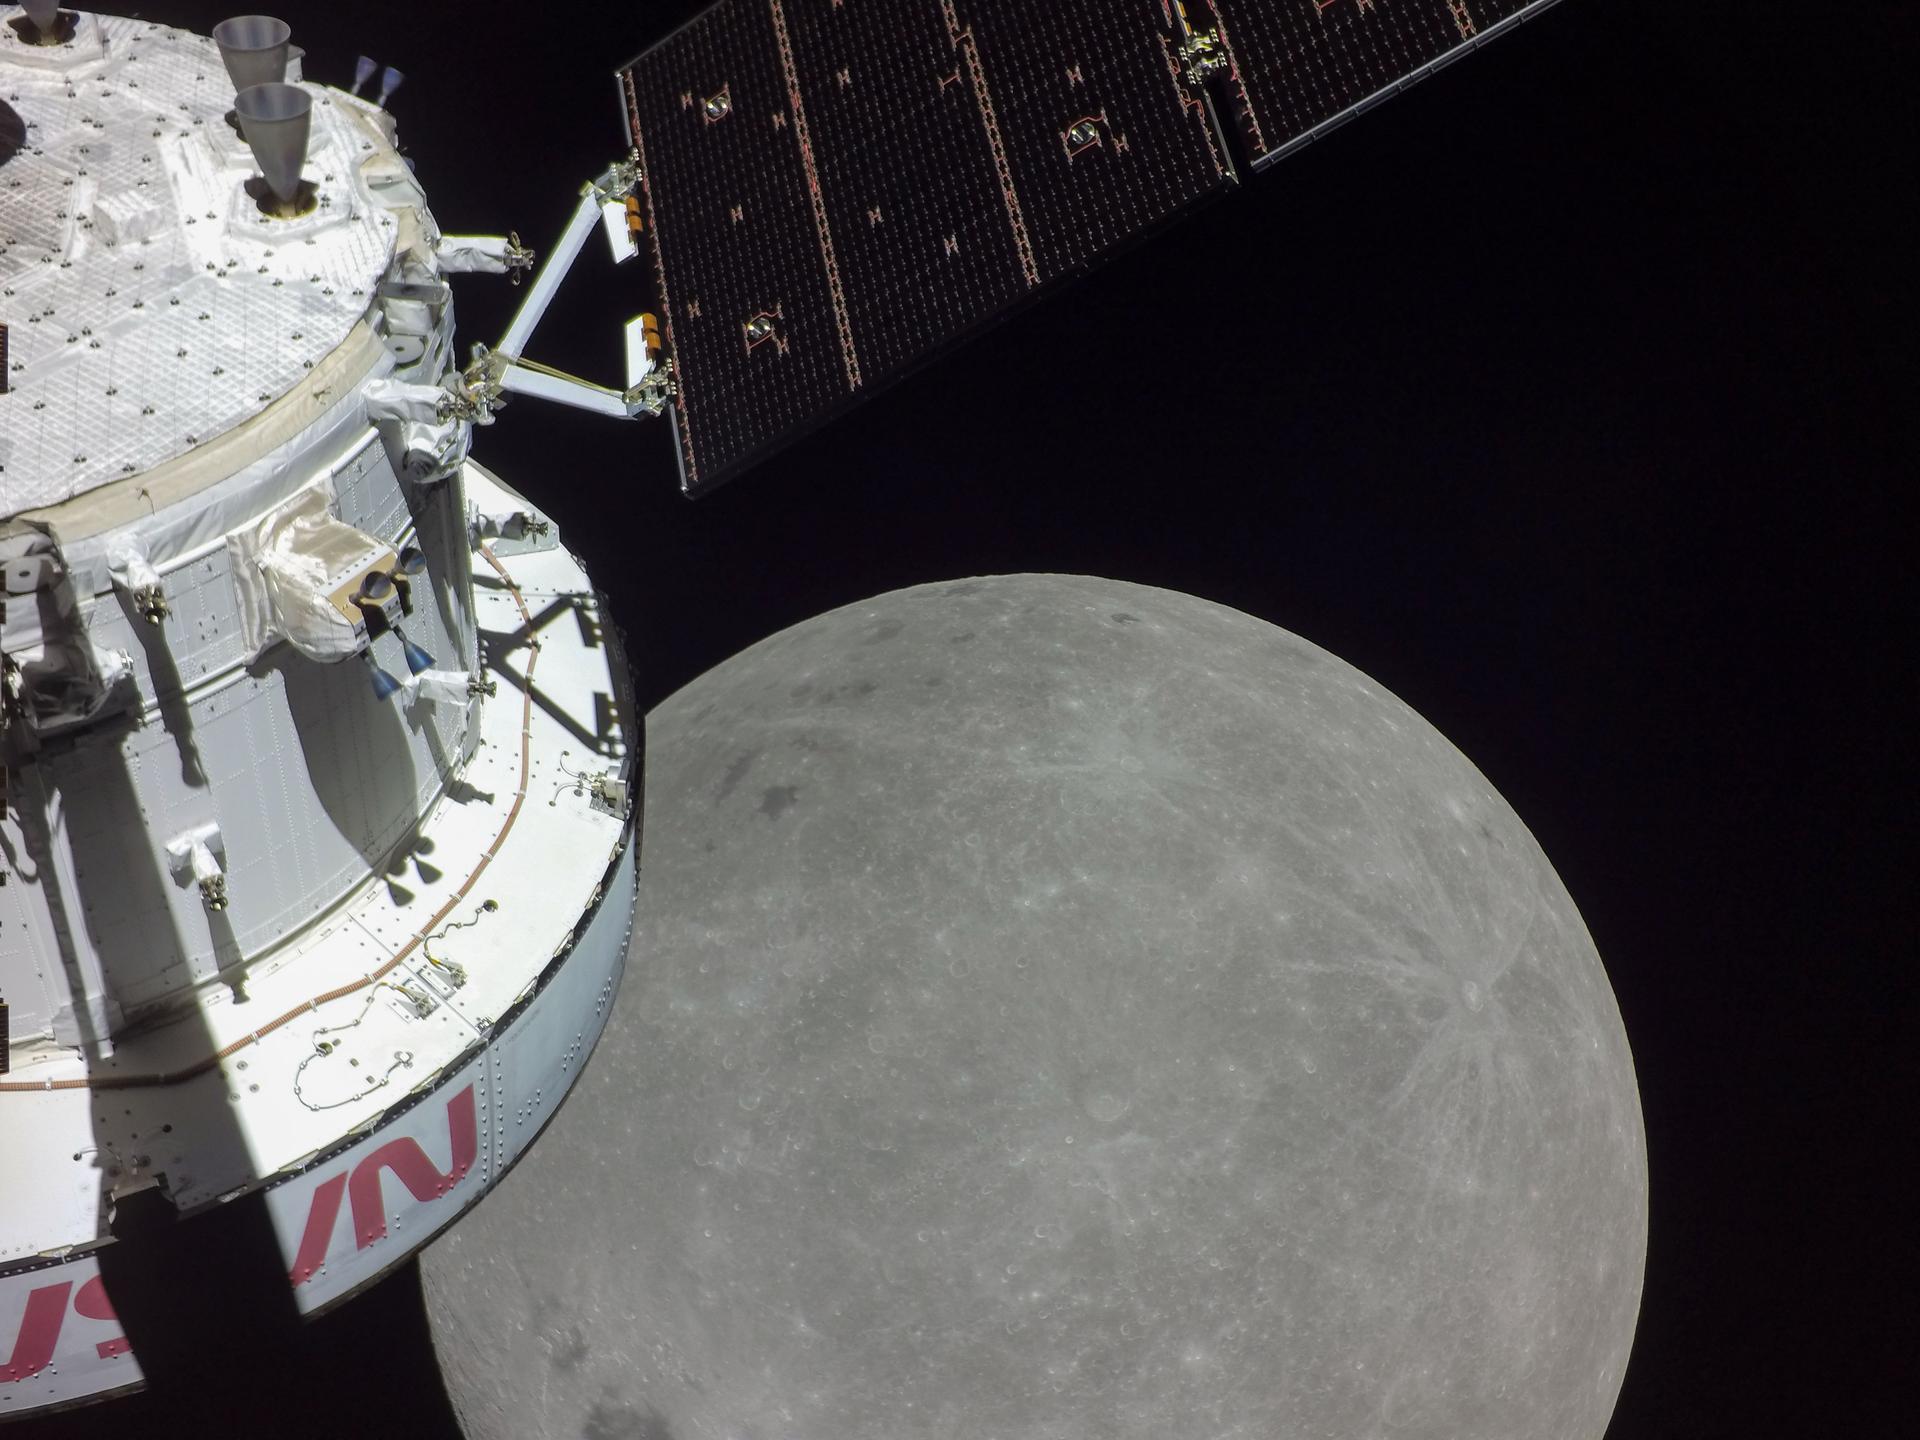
[18,1,63,44]
[233,81,312,215]
[212,15,291,91]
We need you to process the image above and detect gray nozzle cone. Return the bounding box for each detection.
[234,82,311,204]
[23,1,61,33]
[213,15,291,92]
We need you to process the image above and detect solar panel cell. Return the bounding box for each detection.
[1202,0,1562,168]
[623,1,845,495]
[622,1,1232,494]
[618,0,1560,491]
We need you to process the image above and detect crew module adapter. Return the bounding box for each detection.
[2,0,1563,1418]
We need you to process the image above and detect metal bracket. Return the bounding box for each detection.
[460,343,672,425]
[476,155,670,423]
[1178,25,1227,86]
[132,585,170,625]
[589,772,629,817]
[1,656,23,734]
[504,230,535,285]
[165,822,229,912]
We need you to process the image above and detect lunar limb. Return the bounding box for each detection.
[422,574,1646,1440]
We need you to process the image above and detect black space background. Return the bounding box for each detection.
[13,2,1909,1437]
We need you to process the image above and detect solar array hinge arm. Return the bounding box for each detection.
[469,155,670,424]
[1174,2,1228,85]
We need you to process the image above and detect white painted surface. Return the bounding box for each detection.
[0,433,476,1043]
[0,12,643,1422]
[0,10,402,514]
[0,466,639,1418]
[0,832,635,1414]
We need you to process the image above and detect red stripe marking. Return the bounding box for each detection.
[1,1283,69,1384]
[940,0,1038,287]
[768,0,862,389]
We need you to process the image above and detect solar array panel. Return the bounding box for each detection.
[617,0,1563,492]
[620,0,1232,494]
[1207,0,1563,169]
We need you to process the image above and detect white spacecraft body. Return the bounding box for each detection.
[0,8,638,1415]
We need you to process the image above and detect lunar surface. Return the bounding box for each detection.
[422,574,1646,1440]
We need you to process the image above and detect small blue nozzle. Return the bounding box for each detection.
[377,65,405,108]
[399,632,435,676]
[365,652,403,701]
[351,54,377,97]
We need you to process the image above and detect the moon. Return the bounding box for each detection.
[421,573,1646,1439]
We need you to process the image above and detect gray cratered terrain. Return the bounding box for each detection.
[423,573,1647,1440]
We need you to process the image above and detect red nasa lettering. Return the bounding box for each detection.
[290,1083,477,1284]
[0,1276,119,1385]
[1,1084,475,1383]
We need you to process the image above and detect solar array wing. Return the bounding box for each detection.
[619,0,1234,495]
[618,0,1564,494]
[1204,0,1565,169]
